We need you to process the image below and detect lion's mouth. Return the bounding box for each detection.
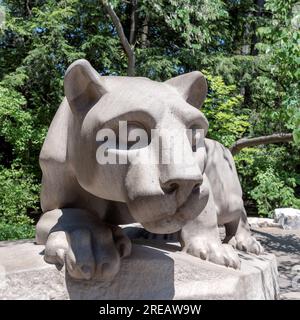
[138,183,209,234]
[128,181,209,234]
[141,210,190,234]
[142,219,183,234]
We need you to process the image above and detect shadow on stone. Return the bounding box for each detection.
[0,239,279,300]
[253,229,300,255]
[252,228,300,297]
[65,244,175,300]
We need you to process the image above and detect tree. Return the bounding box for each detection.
[99,0,298,150]
[0,0,299,240]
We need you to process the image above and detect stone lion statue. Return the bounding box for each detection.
[36,59,263,281]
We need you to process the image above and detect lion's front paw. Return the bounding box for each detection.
[228,234,264,255]
[44,225,132,281]
[183,238,240,269]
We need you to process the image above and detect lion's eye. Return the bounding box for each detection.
[117,122,150,150]
[188,125,203,152]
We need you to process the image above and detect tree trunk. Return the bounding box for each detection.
[129,0,138,46]
[239,1,266,105]
[141,15,149,49]
[25,0,32,16]
[251,0,265,55]
[101,0,136,76]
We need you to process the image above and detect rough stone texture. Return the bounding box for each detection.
[251,227,300,300]
[0,240,67,300]
[248,217,281,229]
[274,208,300,230]
[0,240,279,300]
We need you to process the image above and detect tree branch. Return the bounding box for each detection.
[230,133,293,155]
[141,15,149,49]
[129,0,138,46]
[100,0,136,76]
[26,0,32,16]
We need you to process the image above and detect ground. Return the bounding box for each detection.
[251,227,300,300]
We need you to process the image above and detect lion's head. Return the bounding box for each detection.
[64,59,210,234]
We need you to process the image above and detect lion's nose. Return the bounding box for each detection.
[161,176,203,195]
[161,182,179,194]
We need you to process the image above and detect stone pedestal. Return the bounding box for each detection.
[0,240,279,300]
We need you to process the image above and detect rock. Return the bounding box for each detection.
[247,217,281,229]
[0,240,279,300]
[274,208,300,230]
[280,292,300,300]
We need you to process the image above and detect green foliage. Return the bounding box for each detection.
[0,86,34,160]
[202,72,299,217]
[235,144,300,217]
[256,0,300,144]
[0,166,39,240]
[0,223,35,241]
[140,0,228,46]
[250,167,300,217]
[203,0,300,216]
[202,73,250,147]
[0,84,40,239]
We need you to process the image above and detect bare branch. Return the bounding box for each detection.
[230,133,293,155]
[100,0,136,76]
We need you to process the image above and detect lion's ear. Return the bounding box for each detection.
[165,71,207,109]
[64,59,108,114]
